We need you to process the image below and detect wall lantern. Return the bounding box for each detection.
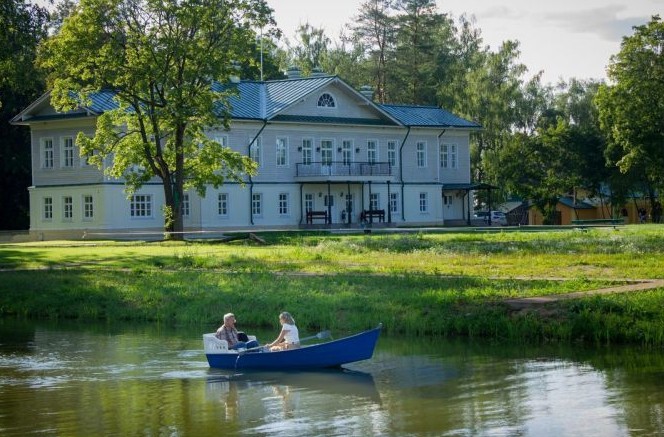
[355,147,360,153]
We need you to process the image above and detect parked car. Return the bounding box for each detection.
[473,211,489,220]
[474,210,507,226]
[486,211,508,226]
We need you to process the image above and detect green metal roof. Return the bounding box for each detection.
[14,75,480,130]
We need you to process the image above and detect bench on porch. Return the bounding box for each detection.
[306,210,329,224]
[361,209,385,223]
[570,218,625,227]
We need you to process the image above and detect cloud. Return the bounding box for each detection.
[543,5,652,41]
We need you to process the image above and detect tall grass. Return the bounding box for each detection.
[1,225,664,346]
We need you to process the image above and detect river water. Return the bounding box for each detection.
[0,319,663,436]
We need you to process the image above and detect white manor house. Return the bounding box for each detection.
[12,71,483,239]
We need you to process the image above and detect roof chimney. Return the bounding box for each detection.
[230,60,241,84]
[286,65,302,79]
[311,66,326,77]
[359,85,373,100]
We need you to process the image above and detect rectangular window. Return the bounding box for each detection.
[214,135,228,147]
[390,192,399,214]
[62,137,75,168]
[218,193,228,217]
[387,141,397,167]
[370,193,380,210]
[441,143,458,169]
[250,137,262,167]
[252,193,262,216]
[321,140,333,165]
[342,140,353,165]
[417,142,427,168]
[443,195,453,205]
[42,138,54,169]
[324,194,334,207]
[130,194,152,218]
[182,193,190,217]
[83,195,94,220]
[304,193,314,212]
[278,193,289,216]
[43,197,53,220]
[276,138,288,167]
[302,139,313,165]
[63,196,73,220]
[367,140,377,164]
[419,192,428,213]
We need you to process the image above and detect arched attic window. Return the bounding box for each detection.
[317,93,336,108]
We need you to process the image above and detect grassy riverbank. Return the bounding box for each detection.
[1,225,664,346]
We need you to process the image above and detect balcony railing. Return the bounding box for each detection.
[296,161,392,177]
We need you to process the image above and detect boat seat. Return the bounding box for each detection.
[203,333,228,353]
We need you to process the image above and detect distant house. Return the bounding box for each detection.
[528,197,596,225]
[11,70,481,240]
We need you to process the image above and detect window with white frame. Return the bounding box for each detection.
[390,192,399,214]
[321,140,333,165]
[304,193,314,212]
[324,194,334,207]
[214,135,228,147]
[276,138,288,167]
[63,196,73,220]
[367,140,377,164]
[443,194,453,206]
[342,140,353,165]
[130,194,152,218]
[218,193,229,217]
[182,193,190,217]
[43,197,53,220]
[419,192,428,213]
[41,138,54,169]
[317,93,335,108]
[252,193,262,216]
[370,193,380,210]
[278,193,289,216]
[250,137,262,166]
[302,139,313,165]
[441,143,458,169]
[62,137,75,168]
[387,141,398,167]
[83,195,94,220]
[417,142,427,168]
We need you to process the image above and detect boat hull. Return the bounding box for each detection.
[205,325,382,370]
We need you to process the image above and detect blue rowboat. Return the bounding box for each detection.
[203,324,382,370]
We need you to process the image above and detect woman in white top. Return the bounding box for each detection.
[267,311,300,351]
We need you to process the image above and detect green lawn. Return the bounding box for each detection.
[1,225,663,346]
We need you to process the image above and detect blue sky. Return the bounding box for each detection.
[267,0,659,85]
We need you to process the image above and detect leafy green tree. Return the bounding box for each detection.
[286,23,330,75]
[391,0,447,105]
[0,0,49,229]
[349,0,395,103]
[39,0,275,239]
[596,15,664,211]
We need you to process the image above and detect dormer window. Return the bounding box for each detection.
[317,93,335,108]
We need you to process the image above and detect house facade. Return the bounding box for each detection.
[12,73,481,240]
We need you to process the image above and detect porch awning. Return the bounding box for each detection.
[441,182,499,191]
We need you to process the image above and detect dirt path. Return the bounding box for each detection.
[504,279,664,310]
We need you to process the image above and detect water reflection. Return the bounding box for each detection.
[204,369,382,435]
[0,319,663,436]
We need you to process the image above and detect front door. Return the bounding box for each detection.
[324,194,336,224]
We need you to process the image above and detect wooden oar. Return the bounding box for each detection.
[238,330,331,355]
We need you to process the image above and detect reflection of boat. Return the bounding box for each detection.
[206,368,381,405]
[203,324,382,370]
